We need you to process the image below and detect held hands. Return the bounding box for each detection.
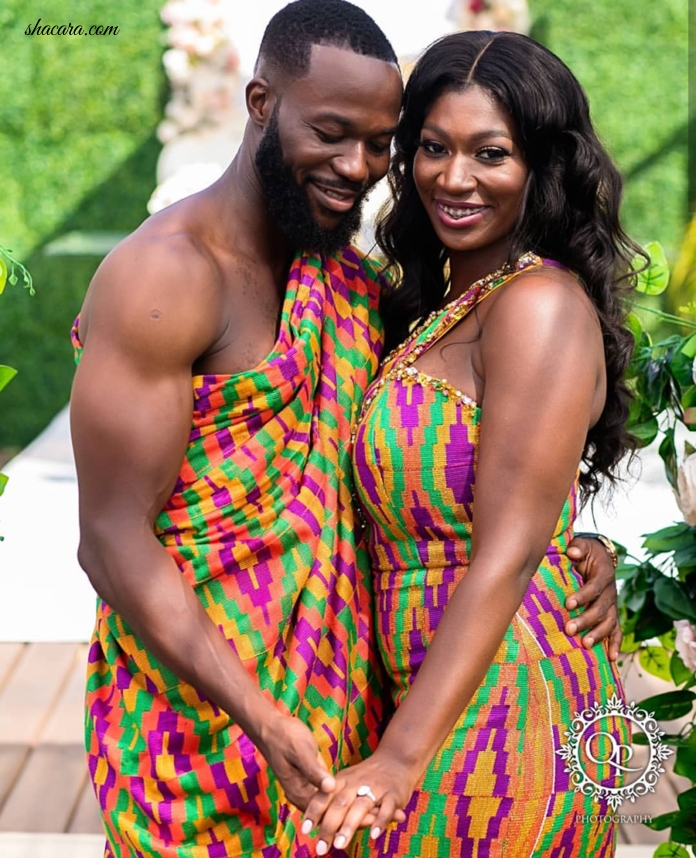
[565,534,621,661]
[301,751,411,854]
[255,713,336,812]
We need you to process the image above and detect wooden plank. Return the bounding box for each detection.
[0,832,104,858]
[0,745,87,833]
[0,644,24,694]
[39,645,88,745]
[0,644,78,744]
[68,781,104,836]
[0,745,28,812]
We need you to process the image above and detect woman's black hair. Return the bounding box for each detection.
[377,30,643,498]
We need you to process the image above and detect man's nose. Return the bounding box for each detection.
[332,142,369,187]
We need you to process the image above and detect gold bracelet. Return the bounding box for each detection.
[574,531,619,569]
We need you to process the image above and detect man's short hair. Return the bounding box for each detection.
[256,0,398,78]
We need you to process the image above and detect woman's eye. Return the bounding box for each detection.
[477,147,509,161]
[419,140,446,156]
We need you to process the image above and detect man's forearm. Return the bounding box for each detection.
[78,528,282,746]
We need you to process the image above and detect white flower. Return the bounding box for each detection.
[674,620,696,673]
[147,162,225,214]
[163,49,192,87]
[691,356,696,385]
[674,452,696,526]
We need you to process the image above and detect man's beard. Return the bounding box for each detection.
[255,113,369,256]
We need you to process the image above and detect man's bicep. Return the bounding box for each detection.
[70,348,193,530]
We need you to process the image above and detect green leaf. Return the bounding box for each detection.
[653,843,690,858]
[659,427,679,490]
[626,312,644,346]
[639,688,696,719]
[678,786,696,812]
[643,524,695,554]
[670,348,695,390]
[675,730,696,780]
[655,577,696,622]
[0,472,7,498]
[671,652,694,685]
[647,811,681,831]
[634,595,675,640]
[635,241,671,295]
[682,332,696,359]
[630,416,660,446]
[660,628,678,648]
[620,631,643,653]
[0,365,17,394]
[638,646,675,682]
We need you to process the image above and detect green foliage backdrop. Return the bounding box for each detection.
[0,0,164,447]
[0,0,690,448]
[531,0,689,253]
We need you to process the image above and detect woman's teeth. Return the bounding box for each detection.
[440,204,485,220]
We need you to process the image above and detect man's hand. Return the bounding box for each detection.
[566,535,621,661]
[255,714,337,812]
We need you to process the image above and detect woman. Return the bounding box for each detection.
[302,31,639,857]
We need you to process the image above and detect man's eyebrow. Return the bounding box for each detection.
[312,112,397,136]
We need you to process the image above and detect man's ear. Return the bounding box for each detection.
[246,76,275,128]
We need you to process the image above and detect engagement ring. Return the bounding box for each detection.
[357,785,377,803]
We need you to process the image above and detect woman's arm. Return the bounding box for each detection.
[303,270,607,851]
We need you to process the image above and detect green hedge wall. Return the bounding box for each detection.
[530,0,689,253]
[0,0,164,447]
[0,0,690,448]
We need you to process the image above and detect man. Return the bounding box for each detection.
[70,2,620,856]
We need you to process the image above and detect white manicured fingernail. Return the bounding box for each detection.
[301,819,313,835]
[334,834,347,849]
[371,827,381,840]
[317,840,328,856]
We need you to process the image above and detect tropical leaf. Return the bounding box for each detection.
[635,241,670,295]
[638,647,675,683]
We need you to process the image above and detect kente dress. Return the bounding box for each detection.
[352,254,627,857]
[72,250,388,858]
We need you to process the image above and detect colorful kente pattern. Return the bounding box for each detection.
[72,249,387,858]
[352,260,628,857]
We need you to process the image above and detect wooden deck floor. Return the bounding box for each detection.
[0,643,687,846]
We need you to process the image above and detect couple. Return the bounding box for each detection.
[70,1,636,856]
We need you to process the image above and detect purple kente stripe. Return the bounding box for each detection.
[293,615,323,666]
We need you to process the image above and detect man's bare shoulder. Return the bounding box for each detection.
[79,217,224,369]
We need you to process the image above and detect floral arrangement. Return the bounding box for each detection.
[616,228,696,855]
[447,0,530,33]
[0,247,34,502]
[157,0,240,144]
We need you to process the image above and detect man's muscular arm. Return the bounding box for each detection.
[71,235,334,809]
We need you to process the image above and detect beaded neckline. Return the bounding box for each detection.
[351,252,546,445]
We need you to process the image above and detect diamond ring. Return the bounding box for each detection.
[356,784,377,803]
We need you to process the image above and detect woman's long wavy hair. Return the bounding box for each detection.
[377,30,642,498]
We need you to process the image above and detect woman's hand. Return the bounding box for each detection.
[301,752,411,854]
[255,713,337,812]
[565,535,621,660]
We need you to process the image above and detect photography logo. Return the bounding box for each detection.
[557,693,673,809]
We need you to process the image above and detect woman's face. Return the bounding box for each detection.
[413,85,528,268]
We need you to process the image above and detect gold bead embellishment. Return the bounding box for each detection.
[349,253,543,447]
